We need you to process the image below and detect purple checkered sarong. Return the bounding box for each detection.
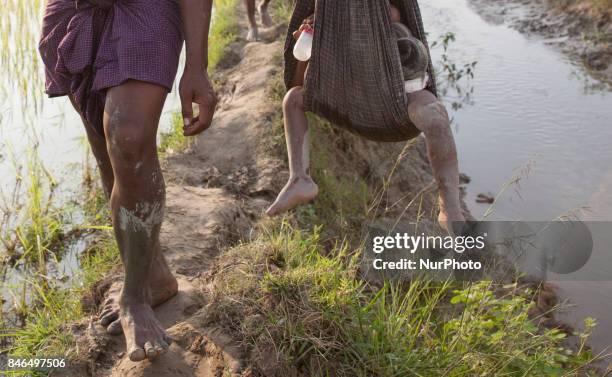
[39,0,183,135]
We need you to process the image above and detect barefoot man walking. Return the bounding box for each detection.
[245,0,273,41]
[39,0,217,362]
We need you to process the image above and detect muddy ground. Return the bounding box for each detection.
[468,0,612,83]
[53,8,446,377]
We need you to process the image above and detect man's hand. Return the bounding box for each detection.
[179,67,217,136]
[178,0,214,136]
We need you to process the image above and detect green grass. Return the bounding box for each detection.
[0,0,44,106]
[1,173,120,374]
[1,208,119,377]
[209,218,598,376]
[205,29,598,374]
[208,0,240,71]
[0,148,63,268]
[3,288,81,359]
[10,151,64,265]
[272,0,293,23]
[0,151,68,333]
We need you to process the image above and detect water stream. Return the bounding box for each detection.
[422,0,612,362]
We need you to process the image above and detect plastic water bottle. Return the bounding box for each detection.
[293,25,313,62]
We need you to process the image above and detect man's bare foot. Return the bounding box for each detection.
[99,273,178,335]
[266,176,319,216]
[246,26,259,42]
[121,302,172,361]
[258,2,273,27]
[438,208,466,236]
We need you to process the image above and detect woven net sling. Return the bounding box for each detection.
[284,0,437,142]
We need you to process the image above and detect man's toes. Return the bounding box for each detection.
[144,342,158,360]
[106,319,123,335]
[99,310,119,327]
[129,346,146,362]
[153,340,168,357]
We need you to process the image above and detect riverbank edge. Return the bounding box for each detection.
[469,0,612,84]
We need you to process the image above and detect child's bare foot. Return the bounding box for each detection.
[121,302,172,361]
[266,176,319,216]
[99,271,178,335]
[438,208,466,236]
[258,2,273,27]
[246,26,259,42]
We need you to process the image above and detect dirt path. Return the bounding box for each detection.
[468,0,612,83]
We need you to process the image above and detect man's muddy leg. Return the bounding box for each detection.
[70,103,177,338]
[98,251,178,335]
[244,0,259,41]
[258,0,272,27]
[68,98,175,335]
[407,90,465,234]
[266,86,318,216]
[103,80,175,361]
[68,96,114,198]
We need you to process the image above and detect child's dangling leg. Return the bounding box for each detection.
[407,90,466,235]
[266,87,319,216]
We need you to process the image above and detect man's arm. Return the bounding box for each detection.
[179,0,218,136]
